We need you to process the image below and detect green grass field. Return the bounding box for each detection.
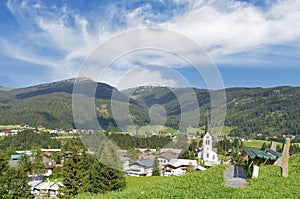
[243,139,270,148]
[126,176,166,188]
[77,154,300,198]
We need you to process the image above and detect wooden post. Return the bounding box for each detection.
[274,138,290,177]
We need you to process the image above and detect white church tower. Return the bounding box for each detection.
[199,117,218,164]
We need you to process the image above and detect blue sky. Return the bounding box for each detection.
[0,0,300,89]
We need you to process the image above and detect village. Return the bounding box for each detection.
[0,120,300,198]
[0,120,254,198]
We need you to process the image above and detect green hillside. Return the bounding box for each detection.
[125,86,300,137]
[1,79,300,138]
[0,78,149,129]
[77,154,300,198]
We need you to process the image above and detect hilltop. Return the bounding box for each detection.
[77,154,300,198]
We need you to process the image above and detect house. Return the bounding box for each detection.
[29,180,63,198]
[138,153,155,160]
[126,159,154,176]
[158,149,181,168]
[37,126,46,131]
[11,154,23,160]
[41,149,62,153]
[120,156,130,171]
[163,159,198,176]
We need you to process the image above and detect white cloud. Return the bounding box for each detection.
[2,0,300,88]
[161,0,300,60]
[101,67,178,90]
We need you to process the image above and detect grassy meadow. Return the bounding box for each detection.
[77,154,300,199]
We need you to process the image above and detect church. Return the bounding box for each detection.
[197,117,219,166]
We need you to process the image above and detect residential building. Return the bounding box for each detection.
[163,159,198,176]
[126,159,154,176]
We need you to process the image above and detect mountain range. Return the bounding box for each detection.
[1,78,300,138]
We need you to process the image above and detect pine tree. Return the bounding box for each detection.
[152,155,160,176]
[32,148,44,174]
[0,152,8,174]
[58,145,86,198]
[97,163,126,192]
[2,168,33,199]
[0,152,33,198]
[83,155,126,194]
[0,152,9,197]
[83,156,103,194]
[18,154,32,175]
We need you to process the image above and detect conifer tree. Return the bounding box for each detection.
[0,152,9,197]
[0,152,33,198]
[97,162,126,192]
[83,155,125,193]
[152,155,160,176]
[59,144,86,198]
[2,168,33,199]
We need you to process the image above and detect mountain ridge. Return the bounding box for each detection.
[0,78,300,138]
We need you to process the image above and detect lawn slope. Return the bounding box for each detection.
[77,154,300,198]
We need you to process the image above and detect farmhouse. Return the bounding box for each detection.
[29,180,63,198]
[163,159,198,176]
[158,148,182,168]
[126,159,154,176]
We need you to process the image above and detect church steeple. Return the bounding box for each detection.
[205,116,209,133]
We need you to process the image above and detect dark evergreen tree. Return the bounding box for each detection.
[152,155,160,176]
[0,152,33,199]
[0,152,9,197]
[18,154,32,175]
[96,163,126,193]
[1,168,33,199]
[83,155,126,194]
[59,144,85,198]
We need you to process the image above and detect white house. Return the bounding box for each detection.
[126,159,154,176]
[29,180,63,198]
[163,159,198,176]
[158,149,182,168]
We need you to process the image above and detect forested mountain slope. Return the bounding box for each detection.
[1,79,300,137]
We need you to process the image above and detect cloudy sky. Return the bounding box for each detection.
[0,0,300,89]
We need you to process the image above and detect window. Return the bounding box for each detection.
[213,155,215,160]
[207,153,209,158]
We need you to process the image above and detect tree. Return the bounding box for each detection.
[59,138,126,198]
[0,152,9,197]
[0,152,8,174]
[32,148,44,174]
[152,155,160,176]
[2,168,33,199]
[186,162,195,173]
[18,155,32,175]
[59,145,86,198]
[96,162,126,192]
[0,152,33,198]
